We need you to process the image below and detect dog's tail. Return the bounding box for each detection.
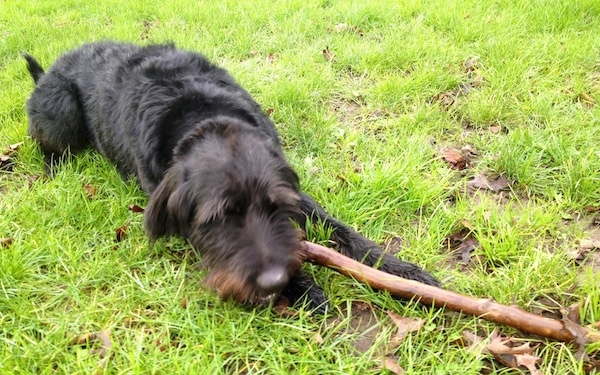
[23,53,45,83]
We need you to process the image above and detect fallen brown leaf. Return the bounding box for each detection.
[584,359,600,374]
[445,227,480,265]
[562,311,590,361]
[311,332,324,345]
[461,329,543,373]
[467,173,511,193]
[464,56,480,72]
[565,302,582,324]
[443,149,467,170]
[70,330,112,369]
[513,354,543,375]
[0,237,13,249]
[461,330,485,350]
[140,20,159,41]
[332,23,363,36]
[93,330,112,359]
[334,23,348,32]
[323,46,333,62]
[115,222,129,242]
[84,184,98,200]
[128,204,145,213]
[580,239,600,250]
[377,356,405,375]
[489,125,502,134]
[484,330,542,374]
[578,92,596,107]
[0,142,19,170]
[386,311,425,350]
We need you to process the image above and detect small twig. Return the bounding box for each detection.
[303,241,600,343]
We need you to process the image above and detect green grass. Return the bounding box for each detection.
[1,0,600,373]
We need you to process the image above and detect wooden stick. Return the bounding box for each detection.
[303,241,600,343]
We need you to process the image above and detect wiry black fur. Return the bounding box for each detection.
[24,41,439,312]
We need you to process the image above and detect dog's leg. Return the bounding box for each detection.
[25,64,88,171]
[281,270,329,314]
[297,193,440,287]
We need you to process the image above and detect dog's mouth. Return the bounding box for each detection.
[205,268,287,307]
[250,292,279,307]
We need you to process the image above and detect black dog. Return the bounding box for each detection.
[24,41,439,312]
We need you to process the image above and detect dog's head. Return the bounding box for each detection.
[145,117,304,305]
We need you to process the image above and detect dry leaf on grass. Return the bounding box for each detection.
[128,204,145,213]
[0,237,13,249]
[561,310,591,361]
[334,23,348,32]
[115,225,127,242]
[443,149,467,170]
[70,330,112,370]
[461,329,542,374]
[84,184,98,200]
[311,332,324,345]
[577,92,596,108]
[569,239,600,264]
[0,142,23,171]
[323,46,333,62]
[386,311,425,350]
[580,239,600,250]
[115,219,132,243]
[376,356,405,375]
[140,20,159,41]
[444,227,480,265]
[564,302,582,324]
[466,173,511,193]
[331,23,363,35]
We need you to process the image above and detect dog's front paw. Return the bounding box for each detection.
[281,271,329,314]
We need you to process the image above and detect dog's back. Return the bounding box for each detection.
[25,41,278,188]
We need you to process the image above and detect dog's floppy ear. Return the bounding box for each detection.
[144,168,181,239]
[145,167,198,240]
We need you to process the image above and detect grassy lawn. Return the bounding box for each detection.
[1,0,599,373]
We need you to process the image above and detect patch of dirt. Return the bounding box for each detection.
[327,301,380,354]
[572,226,600,274]
[140,20,159,40]
[331,97,362,124]
[383,236,404,256]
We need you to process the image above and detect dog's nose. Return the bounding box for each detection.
[256,267,289,295]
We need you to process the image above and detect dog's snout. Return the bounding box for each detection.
[256,267,289,295]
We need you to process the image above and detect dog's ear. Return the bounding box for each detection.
[164,182,197,235]
[145,167,198,240]
[144,168,180,239]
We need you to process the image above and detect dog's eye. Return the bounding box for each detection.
[228,203,246,216]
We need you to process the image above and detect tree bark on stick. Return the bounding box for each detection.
[303,241,600,343]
